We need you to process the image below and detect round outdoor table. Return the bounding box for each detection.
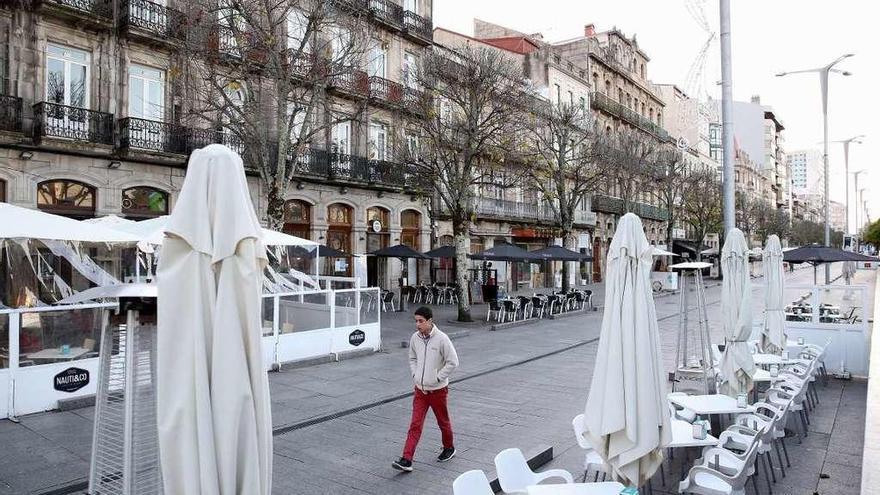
[526,482,626,495]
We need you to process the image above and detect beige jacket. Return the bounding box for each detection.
[409,326,459,391]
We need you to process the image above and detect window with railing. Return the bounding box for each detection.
[48,0,113,18]
[122,0,184,38]
[33,102,114,144]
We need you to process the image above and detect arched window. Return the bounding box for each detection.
[37,179,96,218]
[0,178,6,202]
[326,203,353,275]
[122,186,168,218]
[366,206,390,250]
[283,199,311,239]
[604,80,611,95]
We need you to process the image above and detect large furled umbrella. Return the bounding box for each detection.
[760,235,786,355]
[718,228,756,397]
[532,244,593,261]
[157,144,272,494]
[583,213,671,488]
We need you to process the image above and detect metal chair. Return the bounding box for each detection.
[487,300,505,322]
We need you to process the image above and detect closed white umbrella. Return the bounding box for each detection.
[760,235,786,355]
[842,260,857,284]
[583,213,671,487]
[718,228,756,397]
[157,144,272,494]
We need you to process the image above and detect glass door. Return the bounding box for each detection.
[45,44,89,138]
[331,120,352,172]
[129,65,166,150]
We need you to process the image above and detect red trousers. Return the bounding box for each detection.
[402,386,454,460]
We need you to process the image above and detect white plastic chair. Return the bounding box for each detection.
[681,428,761,495]
[571,414,609,482]
[494,448,574,494]
[452,470,494,495]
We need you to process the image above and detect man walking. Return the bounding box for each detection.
[392,306,459,472]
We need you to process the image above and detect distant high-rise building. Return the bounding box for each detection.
[787,149,824,195]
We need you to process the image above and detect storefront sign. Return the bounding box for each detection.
[371,220,382,233]
[348,329,365,347]
[54,367,90,393]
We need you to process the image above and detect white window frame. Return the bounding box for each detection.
[128,64,166,122]
[287,9,310,52]
[332,119,351,155]
[45,44,90,109]
[218,1,244,57]
[404,0,417,14]
[369,122,388,161]
[403,51,418,89]
[368,42,387,79]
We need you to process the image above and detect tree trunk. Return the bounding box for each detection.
[561,227,576,292]
[266,177,285,231]
[452,216,472,322]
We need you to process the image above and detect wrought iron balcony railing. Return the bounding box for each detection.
[41,0,112,20]
[328,67,370,97]
[403,10,432,42]
[119,118,220,155]
[33,102,114,145]
[590,194,668,221]
[0,95,23,133]
[121,0,186,40]
[369,0,403,27]
[589,91,668,140]
[473,197,558,223]
[369,76,404,106]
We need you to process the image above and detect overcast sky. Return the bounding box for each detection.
[434,0,878,231]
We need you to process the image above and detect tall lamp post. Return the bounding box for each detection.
[853,171,868,246]
[776,54,853,283]
[832,136,865,236]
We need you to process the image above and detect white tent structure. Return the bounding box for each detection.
[1,203,138,243]
[760,235,786,354]
[82,214,136,228]
[718,228,756,397]
[583,213,671,488]
[157,144,272,495]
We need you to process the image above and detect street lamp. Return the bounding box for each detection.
[853,170,868,239]
[776,53,854,283]
[832,135,865,235]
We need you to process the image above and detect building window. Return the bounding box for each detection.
[287,8,309,51]
[657,112,662,126]
[400,210,421,249]
[37,179,96,218]
[331,119,351,155]
[46,44,89,110]
[404,0,417,13]
[617,88,623,103]
[331,26,353,64]
[283,199,311,239]
[121,187,168,218]
[568,90,574,106]
[640,63,645,78]
[326,203,353,274]
[368,41,387,78]
[580,96,586,110]
[129,64,165,121]
[403,51,418,89]
[605,80,611,95]
[369,122,387,160]
[554,84,561,105]
[217,1,244,57]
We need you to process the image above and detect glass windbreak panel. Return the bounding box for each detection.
[783,286,815,323]
[359,290,379,325]
[261,297,274,336]
[334,291,358,328]
[816,286,863,325]
[18,308,102,367]
[1,314,8,369]
[277,293,329,334]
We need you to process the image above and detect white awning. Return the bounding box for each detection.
[57,283,157,304]
[0,203,138,243]
[110,215,317,247]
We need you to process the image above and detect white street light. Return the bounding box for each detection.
[777,53,854,283]
[853,170,868,240]
[832,135,865,236]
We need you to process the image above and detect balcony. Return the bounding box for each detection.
[35,0,113,24]
[290,148,410,189]
[590,194,668,221]
[0,95,23,133]
[121,0,186,42]
[403,11,432,44]
[32,102,114,146]
[328,67,370,99]
[118,118,220,155]
[574,209,598,226]
[472,198,558,225]
[368,0,403,29]
[333,0,368,14]
[589,91,669,141]
[369,76,404,108]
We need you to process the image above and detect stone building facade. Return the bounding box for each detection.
[0,0,435,289]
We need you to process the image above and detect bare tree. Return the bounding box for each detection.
[605,126,662,212]
[735,192,762,248]
[680,167,722,261]
[178,0,371,229]
[523,101,604,291]
[649,148,691,253]
[753,204,791,246]
[402,45,528,321]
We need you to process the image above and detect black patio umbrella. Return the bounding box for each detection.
[423,245,457,258]
[369,244,430,259]
[532,244,593,261]
[469,241,544,262]
[783,244,879,284]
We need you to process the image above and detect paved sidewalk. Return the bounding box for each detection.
[0,263,868,494]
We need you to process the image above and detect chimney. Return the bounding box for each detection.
[584,23,596,37]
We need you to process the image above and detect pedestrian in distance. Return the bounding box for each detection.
[392,306,459,472]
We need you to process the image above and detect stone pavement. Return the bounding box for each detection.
[0,263,870,494]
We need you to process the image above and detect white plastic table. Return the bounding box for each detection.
[668,394,755,416]
[26,347,90,361]
[667,419,718,448]
[526,482,626,495]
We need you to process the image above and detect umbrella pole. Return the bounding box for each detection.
[396,257,407,312]
[813,265,817,285]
